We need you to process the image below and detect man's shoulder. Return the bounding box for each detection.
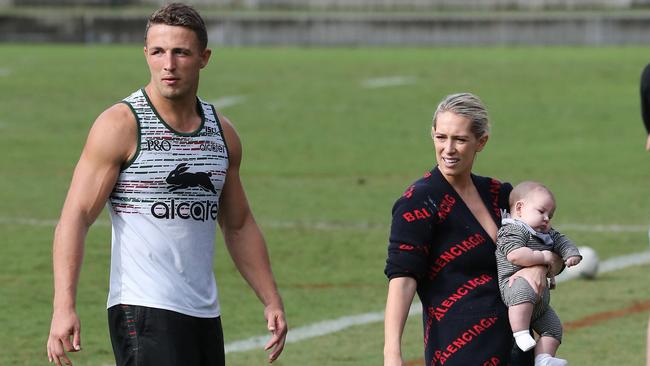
[87,103,138,156]
[97,102,136,128]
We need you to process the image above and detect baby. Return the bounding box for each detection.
[495,181,581,366]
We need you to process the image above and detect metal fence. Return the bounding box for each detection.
[4,0,650,10]
[4,11,650,45]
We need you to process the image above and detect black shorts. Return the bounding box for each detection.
[108,304,225,366]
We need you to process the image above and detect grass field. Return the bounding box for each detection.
[0,45,648,366]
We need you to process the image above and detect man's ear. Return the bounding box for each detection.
[200,48,212,69]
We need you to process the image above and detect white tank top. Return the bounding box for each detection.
[107,89,228,318]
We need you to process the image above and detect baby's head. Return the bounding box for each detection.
[509,181,556,233]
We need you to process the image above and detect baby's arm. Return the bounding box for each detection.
[565,255,581,267]
[498,223,546,266]
[550,230,582,268]
[507,247,555,267]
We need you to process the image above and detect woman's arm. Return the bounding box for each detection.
[509,252,563,294]
[384,277,417,366]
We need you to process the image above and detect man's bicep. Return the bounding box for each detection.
[217,164,254,235]
[60,106,134,222]
[63,153,120,221]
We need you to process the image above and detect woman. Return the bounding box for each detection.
[383,93,562,366]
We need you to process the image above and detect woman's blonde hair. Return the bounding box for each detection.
[432,92,490,138]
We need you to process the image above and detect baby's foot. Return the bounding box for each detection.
[534,353,568,366]
[513,330,536,352]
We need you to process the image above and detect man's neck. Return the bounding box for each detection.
[145,85,200,133]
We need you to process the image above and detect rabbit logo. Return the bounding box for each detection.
[166,163,217,193]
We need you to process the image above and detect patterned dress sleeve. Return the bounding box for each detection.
[384,184,438,280]
[550,230,582,260]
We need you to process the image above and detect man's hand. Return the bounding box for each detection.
[47,308,81,365]
[646,134,650,151]
[264,304,287,363]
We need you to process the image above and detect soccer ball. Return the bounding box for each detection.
[565,246,599,279]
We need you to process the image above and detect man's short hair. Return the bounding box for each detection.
[145,2,208,50]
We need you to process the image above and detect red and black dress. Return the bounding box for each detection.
[385,166,514,366]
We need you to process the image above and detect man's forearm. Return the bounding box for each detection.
[224,223,282,307]
[52,219,88,309]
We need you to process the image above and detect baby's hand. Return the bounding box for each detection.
[565,256,581,267]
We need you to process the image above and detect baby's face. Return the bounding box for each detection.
[514,190,556,233]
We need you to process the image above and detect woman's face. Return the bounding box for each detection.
[432,111,487,181]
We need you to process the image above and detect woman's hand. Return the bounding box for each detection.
[509,265,548,295]
[547,251,565,277]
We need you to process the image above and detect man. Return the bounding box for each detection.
[46,3,287,365]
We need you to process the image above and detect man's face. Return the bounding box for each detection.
[144,24,211,100]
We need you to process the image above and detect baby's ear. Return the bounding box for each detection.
[514,200,524,215]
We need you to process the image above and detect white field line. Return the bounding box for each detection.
[0,68,11,77]
[361,76,416,88]
[225,309,393,353]
[224,249,650,354]
[556,223,648,233]
[209,95,246,109]
[0,216,647,234]
[263,219,386,231]
[0,217,109,227]
[265,221,650,233]
[2,216,648,354]
[555,250,650,282]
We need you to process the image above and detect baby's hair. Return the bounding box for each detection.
[509,181,556,208]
